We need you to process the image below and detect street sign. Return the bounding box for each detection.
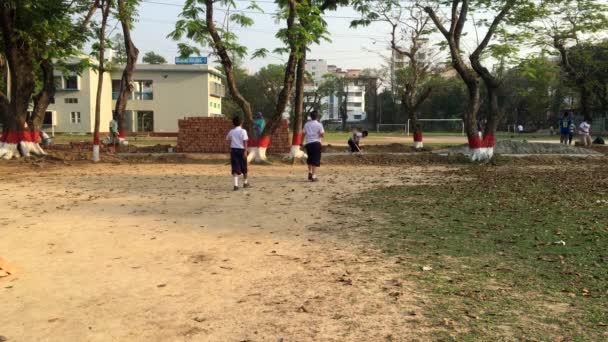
[175,56,208,65]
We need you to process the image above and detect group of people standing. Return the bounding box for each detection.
[559,112,593,146]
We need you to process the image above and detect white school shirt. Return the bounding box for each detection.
[226,126,249,149]
[579,122,590,136]
[303,120,325,144]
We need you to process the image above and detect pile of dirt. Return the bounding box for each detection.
[434,140,600,155]
[323,143,411,153]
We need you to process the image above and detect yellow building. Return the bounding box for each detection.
[46,62,226,135]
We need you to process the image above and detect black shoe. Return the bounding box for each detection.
[233,186,239,191]
[308,173,313,181]
[243,183,250,188]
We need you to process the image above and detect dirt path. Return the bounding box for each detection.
[0,162,448,341]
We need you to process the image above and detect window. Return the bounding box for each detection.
[70,112,81,124]
[354,114,362,120]
[111,80,121,100]
[65,76,78,90]
[348,92,362,97]
[347,102,362,108]
[210,82,225,97]
[43,112,53,125]
[132,80,153,100]
[64,98,78,104]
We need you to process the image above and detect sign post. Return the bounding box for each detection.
[175,56,208,65]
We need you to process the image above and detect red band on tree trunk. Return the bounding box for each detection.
[119,130,126,139]
[292,133,303,145]
[93,135,100,145]
[413,132,423,142]
[482,134,495,148]
[21,131,32,142]
[0,131,40,143]
[5,132,20,144]
[468,135,483,149]
[258,136,271,148]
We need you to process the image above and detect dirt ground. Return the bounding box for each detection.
[0,161,451,341]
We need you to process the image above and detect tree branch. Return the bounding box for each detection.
[471,0,515,60]
[423,6,449,39]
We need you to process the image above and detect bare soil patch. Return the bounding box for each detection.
[0,162,449,341]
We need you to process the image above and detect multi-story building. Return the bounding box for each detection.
[304,59,328,85]
[303,60,369,123]
[44,59,225,134]
[109,64,225,134]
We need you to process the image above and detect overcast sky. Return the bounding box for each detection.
[110,0,505,73]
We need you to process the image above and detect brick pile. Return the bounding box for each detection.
[176,117,290,153]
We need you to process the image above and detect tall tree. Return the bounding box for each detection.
[92,0,113,162]
[424,0,533,160]
[142,51,167,64]
[0,0,98,159]
[113,0,140,145]
[531,0,608,120]
[352,0,435,149]
[171,0,317,162]
[289,0,346,159]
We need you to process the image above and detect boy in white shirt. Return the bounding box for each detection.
[226,116,250,191]
[303,110,325,182]
[579,119,592,147]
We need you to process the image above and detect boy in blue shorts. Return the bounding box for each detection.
[226,116,250,191]
[559,112,572,145]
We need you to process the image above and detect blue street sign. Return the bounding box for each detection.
[175,56,208,65]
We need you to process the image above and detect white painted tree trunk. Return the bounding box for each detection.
[468,135,495,161]
[92,145,100,162]
[288,145,307,159]
[413,132,423,150]
[0,132,46,159]
[247,146,268,163]
[0,143,19,160]
[19,141,47,157]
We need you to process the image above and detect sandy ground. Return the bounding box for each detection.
[0,162,449,341]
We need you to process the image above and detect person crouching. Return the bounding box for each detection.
[348,128,368,153]
[226,116,250,191]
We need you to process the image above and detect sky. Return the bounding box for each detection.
[109,0,502,74]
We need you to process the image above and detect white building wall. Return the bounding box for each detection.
[48,66,112,133]
[304,59,328,85]
[110,65,226,133]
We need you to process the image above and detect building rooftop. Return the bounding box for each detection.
[111,64,225,79]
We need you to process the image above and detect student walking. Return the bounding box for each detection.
[579,119,592,147]
[226,116,250,191]
[303,111,325,182]
[559,112,572,145]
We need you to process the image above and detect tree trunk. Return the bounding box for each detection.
[289,50,307,160]
[579,86,591,121]
[250,0,298,163]
[205,0,253,129]
[0,7,38,159]
[114,0,139,145]
[93,0,112,162]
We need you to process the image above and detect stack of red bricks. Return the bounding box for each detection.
[176,117,290,154]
